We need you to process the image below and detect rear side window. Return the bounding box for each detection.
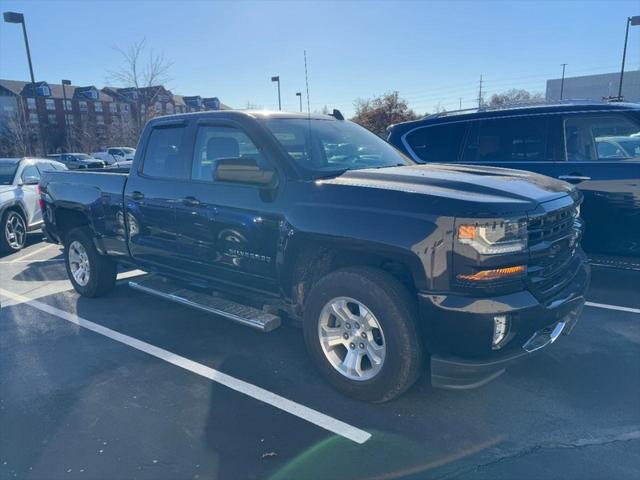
[564,114,640,161]
[405,123,466,163]
[191,125,266,182]
[463,116,548,162]
[142,125,188,179]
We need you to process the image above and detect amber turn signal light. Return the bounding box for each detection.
[457,265,526,282]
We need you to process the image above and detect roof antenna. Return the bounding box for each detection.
[304,50,311,118]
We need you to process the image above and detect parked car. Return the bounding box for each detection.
[92,147,135,167]
[387,102,640,258]
[0,157,66,252]
[47,153,105,170]
[40,110,589,402]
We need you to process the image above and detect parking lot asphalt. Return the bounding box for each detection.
[1,234,639,480]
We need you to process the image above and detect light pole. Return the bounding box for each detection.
[296,92,302,112]
[271,76,281,111]
[618,16,640,100]
[62,79,71,151]
[560,63,567,100]
[3,11,46,154]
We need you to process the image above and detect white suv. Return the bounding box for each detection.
[0,157,66,253]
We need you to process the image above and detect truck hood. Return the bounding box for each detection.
[321,164,575,214]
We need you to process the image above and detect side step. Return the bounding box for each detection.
[128,274,281,332]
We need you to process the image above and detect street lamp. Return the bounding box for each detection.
[3,11,46,154]
[618,15,640,100]
[296,92,302,112]
[62,79,71,151]
[271,76,281,111]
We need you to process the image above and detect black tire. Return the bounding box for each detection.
[64,227,116,297]
[1,209,27,253]
[303,267,424,403]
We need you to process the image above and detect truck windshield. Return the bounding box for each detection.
[0,163,19,185]
[261,118,412,176]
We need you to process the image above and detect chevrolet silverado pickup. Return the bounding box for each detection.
[40,110,590,402]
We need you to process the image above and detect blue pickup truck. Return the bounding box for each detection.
[40,110,589,401]
[388,102,640,259]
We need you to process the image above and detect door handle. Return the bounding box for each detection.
[181,196,201,206]
[558,175,591,183]
[131,191,144,201]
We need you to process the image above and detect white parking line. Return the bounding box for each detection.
[0,287,372,445]
[12,243,56,262]
[0,259,64,264]
[585,301,640,315]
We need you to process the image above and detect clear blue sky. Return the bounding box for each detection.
[0,0,638,116]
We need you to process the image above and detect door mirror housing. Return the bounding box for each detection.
[213,158,276,187]
[21,175,40,185]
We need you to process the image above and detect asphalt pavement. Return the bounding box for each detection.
[1,233,639,480]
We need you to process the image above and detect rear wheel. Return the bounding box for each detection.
[64,227,116,297]
[1,210,27,253]
[303,267,423,402]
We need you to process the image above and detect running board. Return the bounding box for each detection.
[128,275,281,332]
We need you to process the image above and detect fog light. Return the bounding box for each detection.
[492,315,508,349]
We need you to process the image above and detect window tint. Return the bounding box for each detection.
[21,165,41,182]
[405,123,466,162]
[564,114,640,161]
[142,126,188,179]
[463,117,548,162]
[191,126,265,182]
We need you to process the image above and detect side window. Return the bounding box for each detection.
[21,165,41,182]
[463,117,548,162]
[142,125,188,179]
[191,125,266,182]
[564,114,640,161]
[405,123,466,163]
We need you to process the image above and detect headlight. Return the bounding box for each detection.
[457,218,527,254]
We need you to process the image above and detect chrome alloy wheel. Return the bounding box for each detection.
[68,240,91,286]
[318,296,387,381]
[4,212,26,250]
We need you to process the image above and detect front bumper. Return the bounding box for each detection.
[419,256,590,389]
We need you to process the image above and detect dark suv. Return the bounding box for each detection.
[387,102,640,257]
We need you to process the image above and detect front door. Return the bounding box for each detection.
[18,164,42,226]
[173,123,281,293]
[553,112,640,257]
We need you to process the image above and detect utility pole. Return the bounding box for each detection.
[459,97,462,109]
[477,75,483,109]
[618,16,640,100]
[560,63,567,100]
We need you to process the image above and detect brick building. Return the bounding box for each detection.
[0,79,230,156]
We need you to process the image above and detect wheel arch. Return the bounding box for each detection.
[281,233,425,317]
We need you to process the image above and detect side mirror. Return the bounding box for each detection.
[214,158,276,187]
[21,175,40,185]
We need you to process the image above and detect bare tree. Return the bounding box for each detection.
[108,38,173,89]
[0,109,36,157]
[488,88,544,107]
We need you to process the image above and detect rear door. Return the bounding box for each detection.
[553,111,640,256]
[124,120,193,270]
[173,121,281,293]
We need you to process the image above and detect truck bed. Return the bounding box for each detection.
[40,170,130,257]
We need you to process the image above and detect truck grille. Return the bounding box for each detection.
[526,202,582,301]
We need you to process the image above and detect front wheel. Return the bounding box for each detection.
[64,227,116,297]
[303,267,424,402]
